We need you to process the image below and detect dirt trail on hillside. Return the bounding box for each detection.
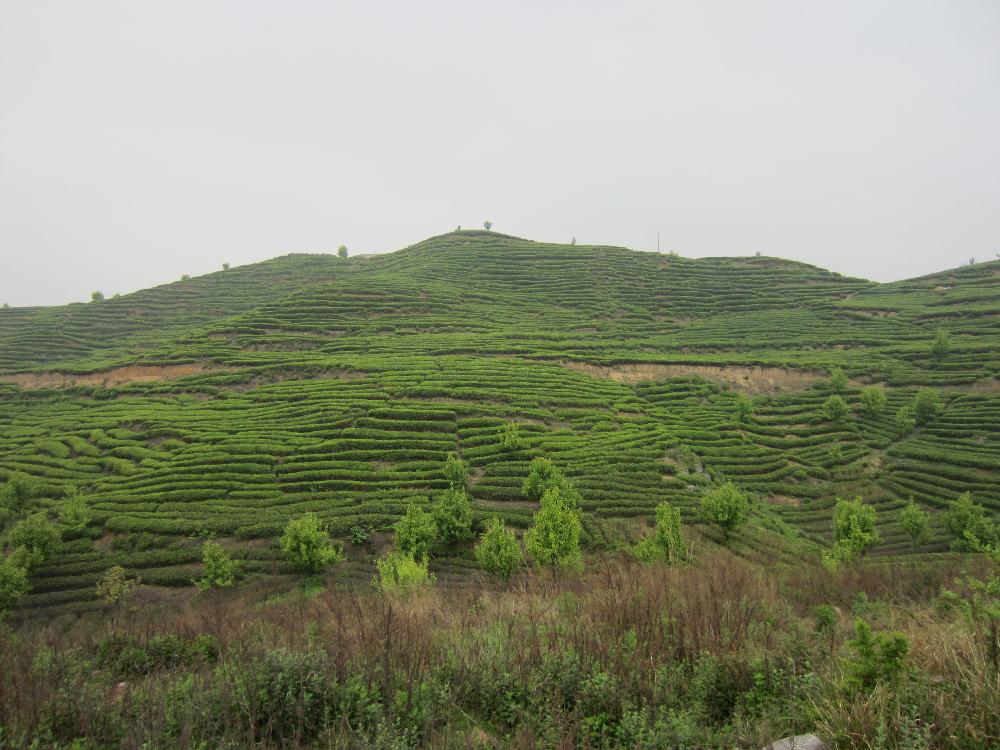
[561,361,829,394]
[0,363,220,389]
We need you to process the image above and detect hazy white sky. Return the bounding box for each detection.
[2,1,999,306]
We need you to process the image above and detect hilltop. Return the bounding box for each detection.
[0,231,999,614]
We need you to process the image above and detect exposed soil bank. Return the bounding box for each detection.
[562,361,827,394]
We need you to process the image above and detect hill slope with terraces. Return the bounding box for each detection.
[1,230,999,615]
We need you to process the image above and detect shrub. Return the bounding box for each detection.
[860,386,887,417]
[844,619,909,693]
[913,388,941,424]
[222,262,230,270]
[895,405,916,433]
[195,540,238,590]
[0,554,29,614]
[944,492,998,552]
[475,517,522,579]
[930,329,951,358]
[824,497,880,568]
[500,422,523,450]
[483,220,493,231]
[8,512,61,568]
[522,457,564,500]
[96,565,139,606]
[734,393,754,424]
[526,487,583,571]
[829,367,848,392]
[431,488,473,546]
[1,475,35,516]
[633,501,686,564]
[279,513,343,573]
[58,487,91,532]
[823,394,849,423]
[900,499,930,547]
[699,482,749,541]
[337,245,348,259]
[91,291,104,302]
[394,504,437,561]
[374,549,434,595]
[443,452,469,491]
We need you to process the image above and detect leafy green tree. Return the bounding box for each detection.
[522,457,564,500]
[913,388,941,424]
[91,291,104,303]
[633,501,686,564]
[1,475,35,528]
[394,504,437,562]
[373,550,434,595]
[860,386,887,418]
[845,619,909,692]
[0,554,29,615]
[900,500,931,548]
[944,493,998,552]
[337,245,348,259]
[483,220,493,231]
[824,497,880,568]
[829,367,848,392]
[96,565,139,607]
[699,482,750,541]
[930,329,951,358]
[432,488,473,546]
[895,405,916,434]
[181,274,190,281]
[500,422,523,450]
[475,517,522,579]
[222,262,230,270]
[279,513,343,573]
[526,487,583,571]
[8,512,61,568]
[58,487,91,532]
[195,540,238,590]
[734,393,755,424]
[823,394,849,423]
[443,452,469,491]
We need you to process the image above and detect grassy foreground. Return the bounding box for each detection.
[1,549,997,749]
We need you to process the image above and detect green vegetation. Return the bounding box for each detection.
[431,488,472,546]
[525,486,583,570]
[823,393,849,422]
[394,504,437,562]
[195,539,238,589]
[373,549,433,594]
[900,499,931,547]
[475,516,522,579]
[825,497,880,568]
[699,482,749,541]
[861,385,887,417]
[279,513,343,573]
[633,501,686,564]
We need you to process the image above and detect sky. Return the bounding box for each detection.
[1,1,999,306]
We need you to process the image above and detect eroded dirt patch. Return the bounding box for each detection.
[0,363,223,390]
[561,361,829,394]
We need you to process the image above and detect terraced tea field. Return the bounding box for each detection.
[2,231,999,615]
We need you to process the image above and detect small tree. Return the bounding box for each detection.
[279,513,343,573]
[443,452,469,491]
[91,291,104,303]
[900,499,930,548]
[181,274,190,281]
[699,482,750,541]
[825,497,880,568]
[432,488,473,546]
[58,487,91,532]
[930,329,951,358]
[500,422,523,450]
[1,475,35,527]
[944,492,998,552]
[860,386,887,418]
[337,245,348,259]
[823,394,849,423]
[475,517,522,580]
[522,457,564,500]
[394,504,437,562]
[8,513,61,568]
[734,393,755,424]
[0,554,29,615]
[829,367,848,392]
[913,388,941,424]
[222,262,230,271]
[525,487,583,571]
[845,620,909,693]
[570,236,576,245]
[483,220,493,231]
[195,539,238,590]
[374,550,434,595]
[895,405,916,434]
[633,501,686,564]
[96,565,139,607]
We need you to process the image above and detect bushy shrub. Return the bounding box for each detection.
[930,329,951,358]
[895,404,916,433]
[96,565,139,606]
[526,487,582,571]
[913,388,941,424]
[0,554,29,614]
[91,291,104,302]
[522,457,564,500]
[195,540,238,590]
[734,393,755,424]
[394,504,437,561]
[58,487,91,532]
[431,488,472,546]
[900,500,930,547]
[475,517,522,579]
[373,550,434,595]
[442,452,468,490]
[944,492,997,552]
[860,386,887,417]
[824,497,879,568]
[829,367,848,392]
[633,501,686,564]
[699,482,749,541]
[500,422,523,450]
[8,512,61,568]
[337,245,348,259]
[823,394,849,423]
[280,513,343,573]
[844,619,909,692]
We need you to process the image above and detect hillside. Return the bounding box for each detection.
[1,230,999,615]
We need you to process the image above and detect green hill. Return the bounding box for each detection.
[1,230,998,614]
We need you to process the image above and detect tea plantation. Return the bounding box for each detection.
[2,230,999,614]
